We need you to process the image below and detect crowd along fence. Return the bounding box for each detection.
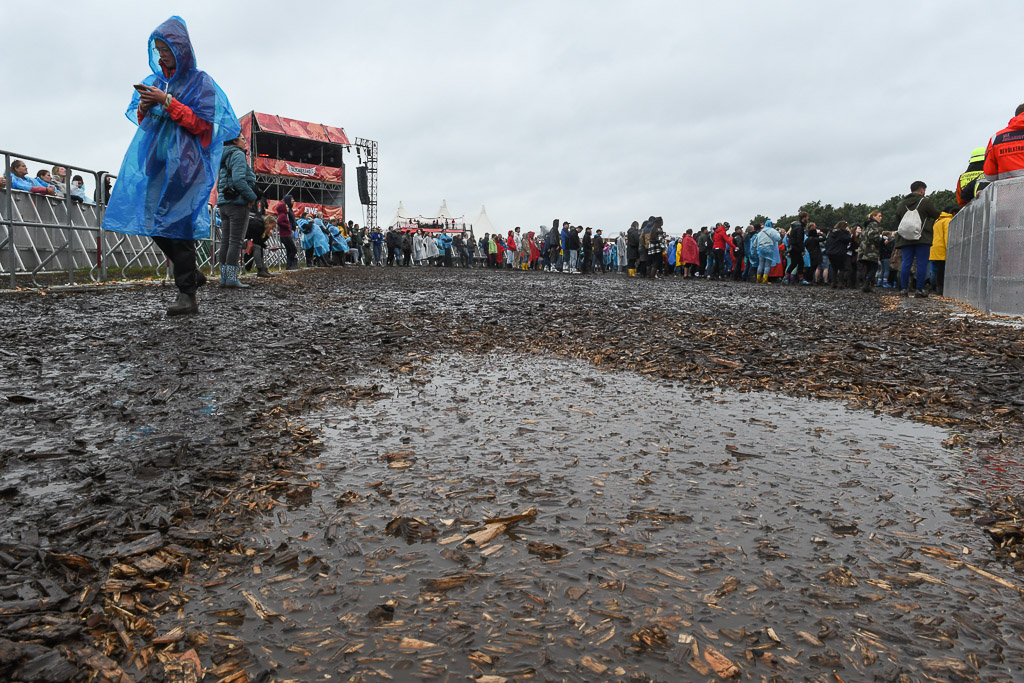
[0,149,291,289]
[945,176,1024,317]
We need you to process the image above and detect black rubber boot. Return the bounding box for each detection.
[166,293,198,316]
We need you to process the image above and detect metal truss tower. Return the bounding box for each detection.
[353,137,379,230]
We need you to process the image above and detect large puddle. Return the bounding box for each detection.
[171,355,1024,681]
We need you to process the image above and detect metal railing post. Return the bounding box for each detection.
[983,185,996,315]
[4,152,13,289]
[98,171,108,282]
[64,165,73,285]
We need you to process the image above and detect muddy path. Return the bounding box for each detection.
[1,266,1023,681]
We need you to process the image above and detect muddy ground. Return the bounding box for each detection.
[1,266,1023,682]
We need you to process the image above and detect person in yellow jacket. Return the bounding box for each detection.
[929,206,957,295]
[957,147,987,206]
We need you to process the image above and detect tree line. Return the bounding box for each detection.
[751,188,958,234]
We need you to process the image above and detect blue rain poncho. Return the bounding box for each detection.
[301,218,330,256]
[103,16,240,240]
[328,225,350,252]
[754,221,781,267]
[298,219,313,249]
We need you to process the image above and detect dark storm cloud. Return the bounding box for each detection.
[3,1,1020,233]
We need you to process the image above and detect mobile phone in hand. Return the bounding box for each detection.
[133,84,149,93]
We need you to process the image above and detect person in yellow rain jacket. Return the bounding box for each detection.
[929,206,956,295]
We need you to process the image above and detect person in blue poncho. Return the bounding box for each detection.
[102,16,240,316]
[328,219,349,266]
[437,232,454,267]
[300,215,332,267]
[753,219,781,284]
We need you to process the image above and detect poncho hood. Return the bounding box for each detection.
[150,16,196,81]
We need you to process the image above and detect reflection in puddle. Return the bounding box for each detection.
[173,355,1024,680]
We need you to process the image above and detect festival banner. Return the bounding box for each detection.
[255,158,344,183]
[266,199,344,222]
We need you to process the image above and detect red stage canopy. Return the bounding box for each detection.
[252,112,350,145]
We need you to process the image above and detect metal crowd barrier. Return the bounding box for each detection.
[946,177,1024,316]
[1,149,224,288]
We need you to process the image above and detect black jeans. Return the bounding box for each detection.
[931,260,945,294]
[153,236,197,296]
[712,248,725,278]
[829,256,848,286]
[280,234,297,266]
[808,255,821,280]
[786,250,803,278]
[860,260,878,287]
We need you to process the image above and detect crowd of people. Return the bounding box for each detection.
[265,196,952,297]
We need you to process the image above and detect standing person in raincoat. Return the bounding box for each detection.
[328,219,349,266]
[680,229,699,279]
[103,16,240,316]
[307,216,331,266]
[753,220,781,284]
[616,231,628,273]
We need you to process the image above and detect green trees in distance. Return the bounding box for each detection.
[752,189,958,233]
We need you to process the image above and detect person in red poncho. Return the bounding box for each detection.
[527,231,540,269]
[680,229,699,278]
[769,229,787,281]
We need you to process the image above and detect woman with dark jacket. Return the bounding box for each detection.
[645,217,665,279]
[277,195,299,270]
[804,224,822,284]
[565,225,582,273]
[824,221,852,289]
[216,134,258,288]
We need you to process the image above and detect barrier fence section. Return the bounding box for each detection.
[0,149,243,288]
[946,177,1024,316]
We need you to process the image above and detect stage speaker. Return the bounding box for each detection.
[357,166,370,205]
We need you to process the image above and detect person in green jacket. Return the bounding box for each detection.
[894,181,940,297]
[487,233,498,268]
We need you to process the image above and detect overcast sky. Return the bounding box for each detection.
[3,1,1020,232]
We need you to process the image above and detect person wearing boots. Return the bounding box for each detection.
[277,195,299,270]
[217,133,258,288]
[102,16,241,315]
[824,221,852,288]
[858,211,883,293]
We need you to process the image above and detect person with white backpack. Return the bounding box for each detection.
[894,181,941,297]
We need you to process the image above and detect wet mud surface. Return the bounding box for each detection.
[1,266,1024,681]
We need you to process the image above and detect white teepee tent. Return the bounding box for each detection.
[435,200,453,220]
[389,201,408,228]
[472,205,496,235]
